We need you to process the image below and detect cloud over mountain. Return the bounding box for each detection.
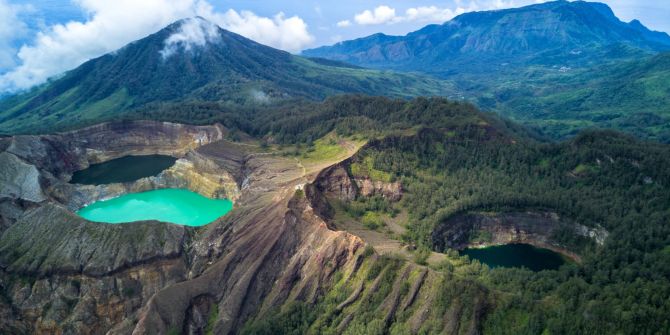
[160,17,220,59]
[0,0,313,93]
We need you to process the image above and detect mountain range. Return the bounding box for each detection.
[304,0,670,141]
[304,1,670,72]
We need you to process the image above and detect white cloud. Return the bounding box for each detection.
[343,1,547,27]
[0,0,29,71]
[354,5,397,25]
[211,10,314,53]
[350,4,457,26]
[337,20,351,28]
[404,6,460,23]
[0,0,314,93]
[160,17,220,59]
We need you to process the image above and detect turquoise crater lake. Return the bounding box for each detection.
[77,189,233,226]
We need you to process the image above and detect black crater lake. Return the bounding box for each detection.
[461,243,567,271]
[70,154,177,185]
[77,189,233,226]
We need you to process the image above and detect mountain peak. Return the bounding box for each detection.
[159,17,222,59]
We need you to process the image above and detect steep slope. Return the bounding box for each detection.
[304,0,670,72]
[0,17,453,135]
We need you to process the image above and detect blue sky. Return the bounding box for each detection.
[0,0,668,92]
[214,0,670,44]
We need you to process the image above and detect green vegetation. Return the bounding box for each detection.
[412,245,431,266]
[242,253,491,335]
[241,301,318,335]
[478,53,670,142]
[204,304,219,335]
[470,230,493,244]
[1,48,668,331]
[106,95,528,149]
[342,196,396,218]
[350,157,393,183]
[122,287,136,297]
[297,132,364,163]
[344,128,670,333]
[2,7,669,332]
[360,212,385,231]
[233,95,670,334]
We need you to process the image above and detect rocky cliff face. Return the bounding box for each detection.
[247,154,492,334]
[4,120,223,180]
[315,162,358,201]
[0,121,370,334]
[315,161,403,202]
[0,152,46,203]
[354,177,402,201]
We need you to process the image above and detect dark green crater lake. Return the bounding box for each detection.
[461,243,566,271]
[76,188,233,226]
[70,154,177,185]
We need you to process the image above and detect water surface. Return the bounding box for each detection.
[77,189,232,226]
[70,155,177,185]
[461,243,566,271]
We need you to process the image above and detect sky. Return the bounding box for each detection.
[0,0,668,92]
